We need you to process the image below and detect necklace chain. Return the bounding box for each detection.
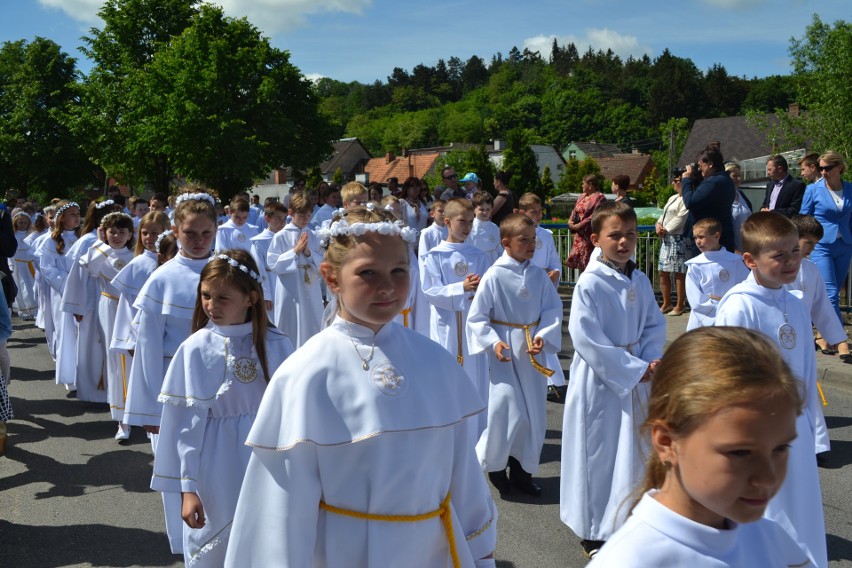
[345,320,376,370]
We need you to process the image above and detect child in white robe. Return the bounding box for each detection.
[684,217,749,330]
[519,193,567,394]
[560,202,666,559]
[418,199,448,260]
[76,213,135,435]
[123,190,218,555]
[29,207,54,331]
[11,212,37,319]
[467,214,562,498]
[249,201,287,322]
[469,192,501,266]
[225,206,498,568]
[716,212,827,567]
[37,201,81,360]
[214,196,259,253]
[421,198,492,432]
[590,327,816,567]
[266,193,323,346]
[152,250,293,567]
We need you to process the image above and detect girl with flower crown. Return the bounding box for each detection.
[226,206,497,568]
[151,250,293,567]
[123,190,218,555]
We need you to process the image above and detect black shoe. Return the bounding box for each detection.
[840,354,852,364]
[508,457,542,497]
[547,385,561,402]
[580,540,606,559]
[488,470,513,496]
[817,452,830,467]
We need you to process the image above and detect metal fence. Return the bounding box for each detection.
[544,223,852,313]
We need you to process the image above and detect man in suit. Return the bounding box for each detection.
[761,154,805,217]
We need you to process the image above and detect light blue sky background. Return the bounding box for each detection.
[0,0,847,82]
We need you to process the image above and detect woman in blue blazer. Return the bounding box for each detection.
[799,151,852,323]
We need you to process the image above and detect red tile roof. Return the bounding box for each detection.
[596,153,655,190]
[363,152,441,184]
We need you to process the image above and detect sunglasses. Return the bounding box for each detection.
[443,174,457,180]
[819,164,837,172]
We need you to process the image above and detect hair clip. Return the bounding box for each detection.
[100,211,132,228]
[209,254,263,283]
[155,230,173,251]
[55,202,79,217]
[95,200,115,209]
[175,192,216,206]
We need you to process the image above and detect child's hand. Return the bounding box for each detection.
[74,314,83,322]
[527,336,544,356]
[641,359,661,382]
[181,492,206,529]
[547,269,560,284]
[494,341,511,362]
[293,232,308,255]
[463,274,480,292]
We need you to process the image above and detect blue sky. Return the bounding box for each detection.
[0,0,847,83]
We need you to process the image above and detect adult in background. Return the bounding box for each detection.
[799,150,852,325]
[611,174,634,208]
[725,161,752,253]
[761,154,805,217]
[491,171,516,226]
[0,203,17,309]
[656,174,689,315]
[439,167,465,201]
[565,174,607,272]
[400,176,429,232]
[386,177,400,198]
[681,143,736,256]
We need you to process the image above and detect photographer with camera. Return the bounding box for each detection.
[681,143,736,257]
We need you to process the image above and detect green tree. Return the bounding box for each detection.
[463,144,495,194]
[77,0,200,192]
[649,117,690,183]
[501,129,541,198]
[788,15,852,158]
[540,165,556,197]
[332,167,345,184]
[647,49,705,125]
[557,158,602,195]
[143,4,332,198]
[0,38,94,198]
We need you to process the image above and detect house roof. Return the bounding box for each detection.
[363,152,441,185]
[564,141,622,158]
[320,138,372,175]
[677,115,792,167]
[596,153,655,189]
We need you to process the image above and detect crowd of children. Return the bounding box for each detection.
[0,155,843,566]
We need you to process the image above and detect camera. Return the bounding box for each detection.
[672,166,686,177]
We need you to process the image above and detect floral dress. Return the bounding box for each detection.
[565,192,607,271]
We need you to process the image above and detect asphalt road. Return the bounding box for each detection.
[1,309,851,567]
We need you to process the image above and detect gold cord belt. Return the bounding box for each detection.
[489,318,555,377]
[120,354,128,400]
[101,291,119,301]
[399,307,412,328]
[319,493,460,568]
[15,259,36,277]
[456,311,464,365]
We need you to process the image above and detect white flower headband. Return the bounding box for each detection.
[317,217,417,248]
[155,230,173,251]
[56,202,79,217]
[12,210,29,221]
[100,211,132,228]
[175,192,216,206]
[209,254,263,283]
[95,199,115,209]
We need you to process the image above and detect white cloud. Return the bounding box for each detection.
[37,0,103,23]
[524,28,653,61]
[304,73,325,83]
[211,0,372,34]
[37,0,372,34]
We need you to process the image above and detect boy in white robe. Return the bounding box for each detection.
[467,214,562,497]
[267,193,323,346]
[309,184,341,227]
[684,217,749,330]
[716,211,827,568]
[560,202,666,558]
[421,198,492,432]
[469,192,501,266]
[215,196,259,252]
[418,200,448,261]
[249,201,287,321]
[519,193,567,395]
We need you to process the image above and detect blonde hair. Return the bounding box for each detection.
[134,211,170,255]
[819,150,846,175]
[634,327,802,508]
[192,249,272,383]
[173,188,218,226]
[740,211,798,256]
[693,217,722,235]
[443,197,473,219]
[157,233,179,265]
[518,193,541,210]
[341,182,368,205]
[288,192,312,214]
[499,213,535,240]
[322,207,401,277]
